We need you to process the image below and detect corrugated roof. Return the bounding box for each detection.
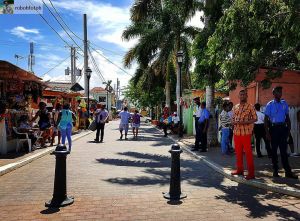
[91,87,106,93]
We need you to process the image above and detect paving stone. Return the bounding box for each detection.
[0,121,299,220]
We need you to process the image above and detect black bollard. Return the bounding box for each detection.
[45,144,74,207]
[163,144,187,200]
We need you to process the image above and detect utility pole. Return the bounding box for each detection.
[71,46,75,85]
[83,14,89,96]
[28,42,35,73]
[70,46,76,84]
[117,78,120,100]
[116,78,119,101]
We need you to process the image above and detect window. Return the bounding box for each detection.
[99,96,106,102]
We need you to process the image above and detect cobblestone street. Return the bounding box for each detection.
[0,121,299,221]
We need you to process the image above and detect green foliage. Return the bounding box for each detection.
[124,77,165,108]
[208,0,300,85]
[122,0,203,110]
[192,0,228,88]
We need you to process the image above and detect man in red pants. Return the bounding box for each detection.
[231,90,257,180]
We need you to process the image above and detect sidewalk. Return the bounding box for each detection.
[0,121,299,221]
[166,133,300,198]
[0,129,93,176]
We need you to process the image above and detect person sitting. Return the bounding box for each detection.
[31,102,51,148]
[18,115,37,151]
[171,112,180,134]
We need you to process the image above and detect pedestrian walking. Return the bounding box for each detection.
[94,104,109,143]
[132,110,141,139]
[197,102,210,152]
[119,107,131,140]
[253,103,272,158]
[219,102,232,155]
[231,90,257,180]
[264,86,298,179]
[50,103,62,146]
[57,103,76,151]
[192,97,201,151]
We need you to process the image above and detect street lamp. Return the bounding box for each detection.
[102,81,109,109]
[86,67,92,118]
[177,50,183,137]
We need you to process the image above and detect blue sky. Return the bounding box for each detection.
[0,0,136,90]
[0,0,203,90]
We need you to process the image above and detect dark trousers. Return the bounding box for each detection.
[194,117,200,148]
[199,122,207,151]
[270,125,291,173]
[254,124,272,156]
[163,123,168,136]
[95,123,105,141]
[229,128,233,150]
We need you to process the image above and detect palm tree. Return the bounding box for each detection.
[123,0,200,120]
[192,0,225,146]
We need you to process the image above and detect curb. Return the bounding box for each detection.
[0,130,94,177]
[152,125,300,198]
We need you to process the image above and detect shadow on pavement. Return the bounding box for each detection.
[40,207,60,214]
[96,130,300,220]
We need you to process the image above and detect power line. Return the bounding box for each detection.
[89,45,133,77]
[46,0,126,58]
[88,47,106,83]
[40,55,70,77]
[89,41,125,57]
[41,0,83,52]
[48,0,83,41]
[26,0,71,47]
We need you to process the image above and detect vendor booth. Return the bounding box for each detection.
[0,60,46,154]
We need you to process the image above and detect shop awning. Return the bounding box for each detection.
[0,60,46,86]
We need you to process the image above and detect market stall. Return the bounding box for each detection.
[42,89,82,131]
[0,60,46,154]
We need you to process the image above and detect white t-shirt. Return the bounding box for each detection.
[173,116,180,124]
[119,111,131,124]
[195,106,202,118]
[255,111,265,124]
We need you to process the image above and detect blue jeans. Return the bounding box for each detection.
[61,124,72,151]
[221,128,230,154]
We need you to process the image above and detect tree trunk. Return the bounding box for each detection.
[165,80,171,111]
[204,0,218,147]
[206,84,218,147]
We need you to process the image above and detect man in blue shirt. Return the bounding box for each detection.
[192,97,201,150]
[264,86,297,179]
[196,102,210,152]
[118,107,131,140]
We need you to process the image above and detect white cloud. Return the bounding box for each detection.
[186,11,204,29]
[53,0,136,49]
[97,29,138,49]
[41,49,135,92]
[9,26,43,41]
[88,49,133,89]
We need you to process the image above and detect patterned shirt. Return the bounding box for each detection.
[219,110,232,128]
[232,103,257,136]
